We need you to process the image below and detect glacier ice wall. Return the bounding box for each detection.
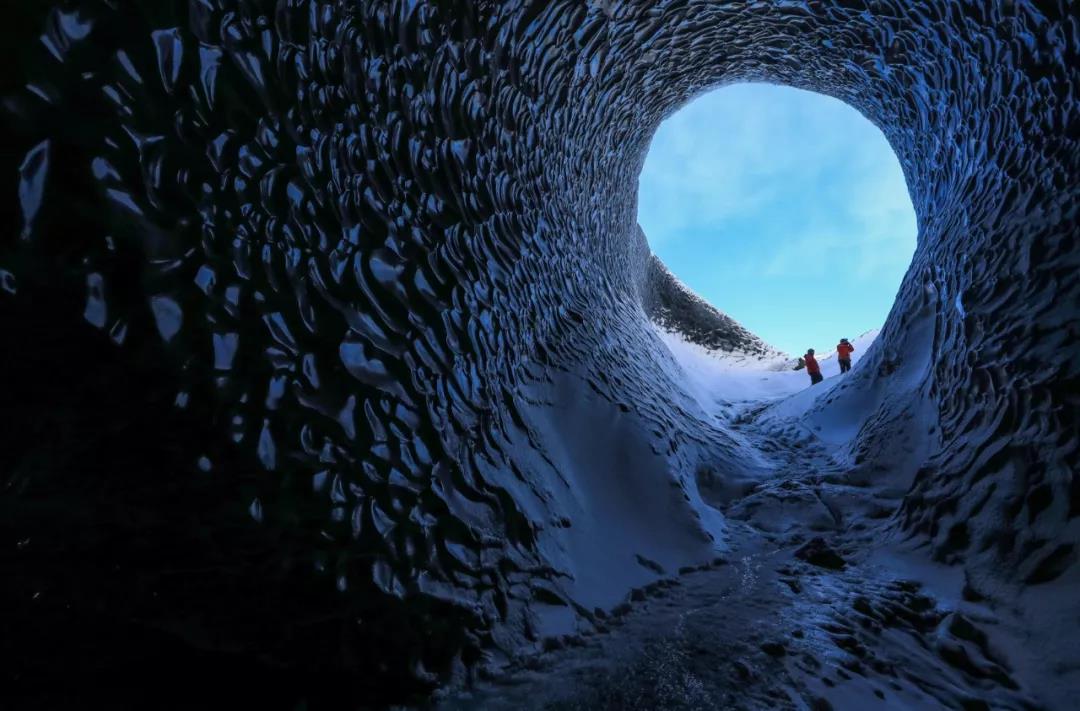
[643,244,783,359]
[2,0,1077,700]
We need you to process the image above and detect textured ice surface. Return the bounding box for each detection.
[644,243,786,361]
[2,0,1077,704]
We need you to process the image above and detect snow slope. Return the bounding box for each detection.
[655,326,879,416]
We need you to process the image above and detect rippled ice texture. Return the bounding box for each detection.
[2,0,1077,704]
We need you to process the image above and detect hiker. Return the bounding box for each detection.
[804,348,823,385]
[837,338,855,373]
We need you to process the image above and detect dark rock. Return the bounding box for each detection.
[760,641,787,658]
[961,582,985,603]
[795,538,847,570]
[732,660,753,680]
[634,554,666,575]
[542,636,565,652]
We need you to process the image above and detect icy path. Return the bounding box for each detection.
[436,331,1053,710]
[439,437,1042,710]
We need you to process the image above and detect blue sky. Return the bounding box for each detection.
[637,83,917,356]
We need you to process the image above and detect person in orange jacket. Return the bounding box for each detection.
[804,348,823,385]
[836,338,855,373]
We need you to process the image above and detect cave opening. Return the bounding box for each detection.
[637,83,917,358]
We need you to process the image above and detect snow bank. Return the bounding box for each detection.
[654,325,879,419]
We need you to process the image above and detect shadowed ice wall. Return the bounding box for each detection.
[2,0,1077,702]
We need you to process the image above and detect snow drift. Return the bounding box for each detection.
[2,0,1077,704]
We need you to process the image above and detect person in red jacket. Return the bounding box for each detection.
[836,338,855,373]
[804,348,823,385]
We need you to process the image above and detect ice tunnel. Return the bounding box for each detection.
[2,0,1077,706]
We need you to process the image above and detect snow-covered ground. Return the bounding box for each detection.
[443,321,1069,711]
[654,325,879,416]
[444,322,1058,711]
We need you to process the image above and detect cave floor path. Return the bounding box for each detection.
[436,409,1043,711]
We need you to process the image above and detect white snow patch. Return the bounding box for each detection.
[654,325,879,417]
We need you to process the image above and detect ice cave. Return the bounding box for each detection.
[2,1,1077,709]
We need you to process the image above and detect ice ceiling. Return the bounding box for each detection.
[3,0,1077,702]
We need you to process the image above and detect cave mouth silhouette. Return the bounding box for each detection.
[2,1,1076,708]
[636,82,918,357]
